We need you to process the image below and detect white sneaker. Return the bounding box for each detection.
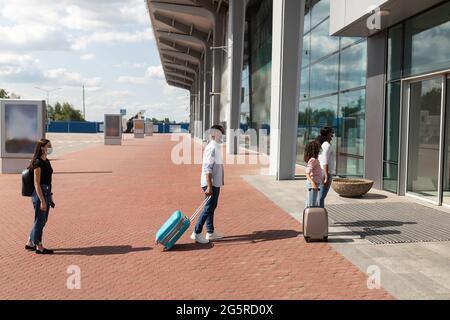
[206,232,224,241]
[190,232,209,244]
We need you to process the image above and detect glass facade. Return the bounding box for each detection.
[444,77,450,205]
[241,0,272,152]
[297,0,367,177]
[403,2,450,77]
[241,21,251,131]
[238,0,450,191]
[383,82,401,193]
[407,78,442,200]
[337,89,365,176]
[383,1,450,193]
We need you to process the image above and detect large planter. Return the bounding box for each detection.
[332,178,374,198]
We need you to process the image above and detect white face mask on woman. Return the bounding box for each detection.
[215,132,223,144]
[42,147,53,155]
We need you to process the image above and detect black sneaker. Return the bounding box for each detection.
[35,248,54,255]
[25,245,36,251]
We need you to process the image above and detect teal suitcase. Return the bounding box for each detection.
[155,196,210,250]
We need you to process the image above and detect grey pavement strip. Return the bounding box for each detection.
[242,174,450,300]
[327,202,450,244]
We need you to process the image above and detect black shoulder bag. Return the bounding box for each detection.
[22,168,35,197]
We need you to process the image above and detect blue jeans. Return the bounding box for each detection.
[30,185,51,245]
[319,175,332,208]
[305,181,322,208]
[195,186,220,234]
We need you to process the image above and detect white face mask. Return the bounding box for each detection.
[215,132,223,144]
[46,147,53,155]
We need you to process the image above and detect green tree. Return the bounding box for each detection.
[48,102,85,121]
[47,105,55,121]
[148,117,175,124]
[0,88,20,99]
[0,89,9,98]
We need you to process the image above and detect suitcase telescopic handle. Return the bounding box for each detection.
[189,196,212,222]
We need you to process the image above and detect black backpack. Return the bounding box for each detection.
[22,168,35,197]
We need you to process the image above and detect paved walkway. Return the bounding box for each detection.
[243,175,450,299]
[47,133,104,157]
[0,134,391,299]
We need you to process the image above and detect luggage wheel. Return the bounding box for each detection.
[304,236,310,243]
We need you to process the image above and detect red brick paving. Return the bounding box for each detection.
[0,135,393,299]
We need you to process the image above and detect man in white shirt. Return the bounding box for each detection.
[191,125,225,244]
[317,127,335,208]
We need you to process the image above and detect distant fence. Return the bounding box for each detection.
[47,121,101,133]
[153,123,189,133]
[47,121,189,134]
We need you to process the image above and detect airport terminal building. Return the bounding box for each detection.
[147,0,450,206]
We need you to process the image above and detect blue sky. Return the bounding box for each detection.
[0,0,190,122]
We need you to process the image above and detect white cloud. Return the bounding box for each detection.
[80,53,95,60]
[0,1,189,122]
[117,76,149,85]
[0,53,40,66]
[118,65,165,85]
[163,85,178,95]
[61,5,110,31]
[0,25,71,52]
[113,62,148,69]
[0,53,101,88]
[1,0,150,29]
[132,63,147,69]
[104,90,133,97]
[0,0,154,52]
[145,66,164,79]
[0,53,43,82]
[72,29,153,50]
[119,5,150,26]
[44,68,101,87]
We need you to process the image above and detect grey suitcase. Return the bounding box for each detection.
[302,190,328,242]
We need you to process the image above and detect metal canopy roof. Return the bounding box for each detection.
[146,0,229,91]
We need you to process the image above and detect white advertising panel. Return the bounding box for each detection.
[104,114,122,139]
[134,119,145,134]
[1,100,45,158]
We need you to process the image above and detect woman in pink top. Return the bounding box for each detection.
[304,141,323,208]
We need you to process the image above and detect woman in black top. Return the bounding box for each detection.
[25,139,55,254]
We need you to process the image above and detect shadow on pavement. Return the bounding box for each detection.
[333,220,417,228]
[326,238,356,243]
[168,243,214,252]
[217,229,301,244]
[54,171,113,175]
[53,245,152,256]
[329,229,402,239]
[361,193,389,200]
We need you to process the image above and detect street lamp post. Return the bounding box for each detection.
[82,83,86,120]
[35,87,61,106]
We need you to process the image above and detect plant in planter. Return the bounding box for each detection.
[331,178,374,198]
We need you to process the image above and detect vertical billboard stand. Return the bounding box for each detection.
[134,119,145,139]
[145,121,154,136]
[0,99,45,174]
[104,114,122,145]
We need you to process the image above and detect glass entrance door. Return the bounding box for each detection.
[406,77,443,203]
[443,76,450,205]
